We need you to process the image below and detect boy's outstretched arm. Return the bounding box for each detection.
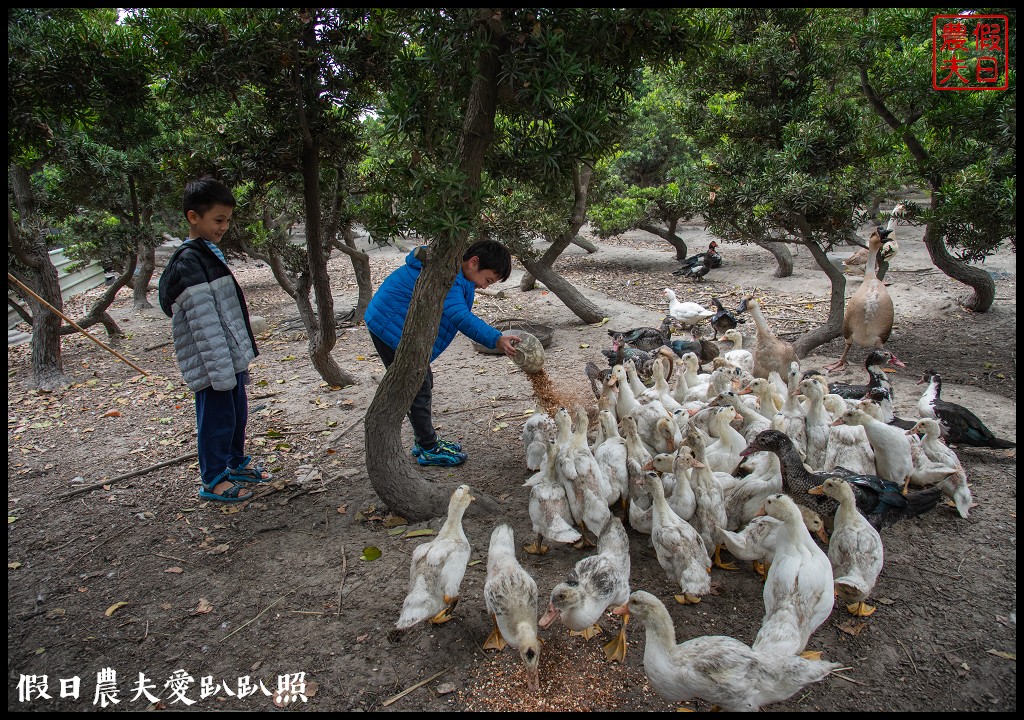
[496,334,519,357]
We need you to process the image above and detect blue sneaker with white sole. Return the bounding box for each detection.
[416,443,467,467]
[411,438,463,457]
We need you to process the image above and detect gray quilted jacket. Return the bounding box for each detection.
[158,239,258,392]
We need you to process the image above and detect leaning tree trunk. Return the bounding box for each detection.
[519,256,607,324]
[364,13,506,522]
[520,161,594,291]
[922,224,995,312]
[60,256,134,338]
[132,239,156,311]
[293,23,355,390]
[638,219,688,260]
[337,224,373,321]
[792,239,848,359]
[754,239,794,278]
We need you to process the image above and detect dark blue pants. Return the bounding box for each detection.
[195,372,249,485]
[368,330,436,450]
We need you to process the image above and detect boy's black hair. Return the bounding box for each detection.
[183,176,236,219]
[463,240,512,282]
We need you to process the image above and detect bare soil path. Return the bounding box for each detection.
[7,221,1016,711]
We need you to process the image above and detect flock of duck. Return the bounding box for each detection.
[393,238,1014,711]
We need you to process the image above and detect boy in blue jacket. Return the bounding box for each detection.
[158,176,269,503]
[364,240,518,466]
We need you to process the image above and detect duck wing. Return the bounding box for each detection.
[935,400,1016,449]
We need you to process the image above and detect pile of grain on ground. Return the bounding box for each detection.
[459,619,663,712]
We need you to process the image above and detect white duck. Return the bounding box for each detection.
[622,415,654,534]
[714,507,828,580]
[554,408,612,546]
[644,471,711,605]
[483,524,542,691]
[594,409,629,508]
[702,405,747,475]
[538,517,632,662]
[718,449,783,532]
[821,393,875,475]
[797,377,831,471]
[708,390,770,443]
[650,451,696,521]
[616,590,840,712]
[834,407,914,492]
[684,365,742,406]
[906,418,973,519]
[612,364,674,452]
[740,377,783,421]
[681,429,734,570]
[771,362,808,459]
[524,438,582,555]
[640,357,683,413]
[752,494,834,658]
[810,478,884,617]
[678,352,702,390]
[523,409,556,471]
[571,406,616,506]
[623,358,650,398]
[396,484,475,629]
[664,289,714,330]
[721,328,754,376]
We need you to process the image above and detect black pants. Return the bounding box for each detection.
[368,330,437,450]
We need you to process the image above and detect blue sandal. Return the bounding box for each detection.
[227,455,273,483]
[199,477,253,503]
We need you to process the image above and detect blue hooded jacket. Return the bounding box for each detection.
[364,248,502,361]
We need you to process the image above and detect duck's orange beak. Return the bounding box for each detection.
[807,485,825,495]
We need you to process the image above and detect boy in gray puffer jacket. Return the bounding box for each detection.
[158,176,267,503]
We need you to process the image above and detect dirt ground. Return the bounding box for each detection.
[7,219,1017,712]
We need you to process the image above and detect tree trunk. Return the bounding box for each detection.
[132,239,156,310]
[9,166,67,390]
[638,219,688,260]
[364,13,507,522]
[520,161,594,291]
[339,224,372,322]
[922,224,995,312]
[792,239,847,358]
[294,25,354,389]
[519,256,607,324]
[571,234,598,253]
[753,239,794,278]
[60,258,134,338]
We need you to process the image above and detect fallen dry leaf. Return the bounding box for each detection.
[194,598,214,614]
[837,620,867,636]
[206,544,230,555]
[165,567,184,574]
[102,410,122,418]
[105,601,129,617]
[987,649,1016,660]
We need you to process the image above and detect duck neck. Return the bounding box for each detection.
[440,501,469,538]
[833,490,860,526]
[748,302,770,337]
[864,241,880,278]
[920,377,941,409]
[774,444,810,484]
